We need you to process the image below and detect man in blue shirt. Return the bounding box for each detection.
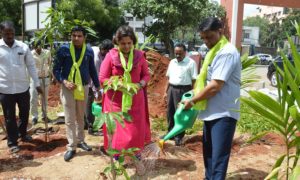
[53,26,100,161]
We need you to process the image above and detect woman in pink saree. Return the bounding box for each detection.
[99,25,151,156]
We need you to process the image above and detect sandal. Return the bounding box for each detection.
[10,146,20,153]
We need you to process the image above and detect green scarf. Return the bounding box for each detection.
[193,36,228,110]
[119,47,134,112]
[68,42,86,100]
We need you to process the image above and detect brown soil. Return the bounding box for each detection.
[0,51,288,179]
[146,51,169,118]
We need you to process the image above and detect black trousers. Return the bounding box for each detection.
[84,87,95,130]
[0,89,30,147]
[166,84,192,140]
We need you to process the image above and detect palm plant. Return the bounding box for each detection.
[241,22,300,179]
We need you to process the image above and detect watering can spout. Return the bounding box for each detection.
[161,91,198,142]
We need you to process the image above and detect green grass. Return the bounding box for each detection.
[238,102,276,135]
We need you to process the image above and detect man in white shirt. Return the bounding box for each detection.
[85,39,113,135]
[30,41,52,125]
[164,43,197,146]
[0,20,42,153]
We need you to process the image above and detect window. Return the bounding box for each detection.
[135,27,143,32]
[125,17,133,21]
[243,33,250,39]
[135,17,144,21]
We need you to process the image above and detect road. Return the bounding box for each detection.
[249,65,276,91]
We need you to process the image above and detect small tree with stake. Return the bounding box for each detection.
[93,76,140,180]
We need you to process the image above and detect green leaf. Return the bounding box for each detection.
[112,112,125,128]
[248,91,283,119]
[122,112,132,122]
[107,148,120,156]
[264,167,280,180]
[272,154,286,170]
[288,138,300,148]
[245,131,268,144]
[118,155,125,164]
[290,166,300,180]
[92,116,105,132]
[241,97,285,133]
[103,166,111,174]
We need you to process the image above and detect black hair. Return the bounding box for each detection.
[198,17,223,32]
[100,39,114,50]
[71,26,86,36]
[114,25,137,45]
[174,43,186,51]
[0,20,15,31]
[32,40,41,48]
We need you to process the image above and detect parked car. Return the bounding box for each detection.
[267,55,294,87]
[250,53,273,65]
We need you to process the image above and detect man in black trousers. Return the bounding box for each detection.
[0,20,42,153]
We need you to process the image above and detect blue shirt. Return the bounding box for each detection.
[53,44,100,88]
[198,43,241,121]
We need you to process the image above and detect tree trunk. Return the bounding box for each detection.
[162,38,174,58]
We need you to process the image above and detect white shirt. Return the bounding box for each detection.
[0,39,40,94]
[31,49,51,78]
[198,43,241,121]
[166,56,197,85]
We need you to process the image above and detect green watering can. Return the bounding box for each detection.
[92,102,102,117]
[159,91,198,149]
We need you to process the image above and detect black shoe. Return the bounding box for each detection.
[77,142,92,151]
[175,138,182,146]
[32,118,38,125]
[88,127,93,135]
[64,150,76,161]
[21,135,33,142]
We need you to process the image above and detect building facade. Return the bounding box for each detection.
[242,26,260,46]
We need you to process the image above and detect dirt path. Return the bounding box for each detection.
[0,127,285,179]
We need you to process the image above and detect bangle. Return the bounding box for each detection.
[189,100,195,106]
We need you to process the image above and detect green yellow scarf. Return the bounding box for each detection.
[119,47,134,112]
[193,36,228,110]
[68,42,86,100]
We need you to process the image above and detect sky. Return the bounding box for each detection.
[214,0,260,18]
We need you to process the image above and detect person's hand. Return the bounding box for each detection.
[63,80,77,90]
[181,100,194,110]
[36,86,43,94]
[94,88,102,102]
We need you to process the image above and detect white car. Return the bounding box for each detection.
[249,53,273,65]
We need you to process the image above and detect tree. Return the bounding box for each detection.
[282,9,300,37]
[265,16,284,48]
[123,0,225,58]
[55,0,124,41]
[0,0,22,35]
[243,16,270,47]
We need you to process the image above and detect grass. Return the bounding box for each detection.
[238,102,276,135]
